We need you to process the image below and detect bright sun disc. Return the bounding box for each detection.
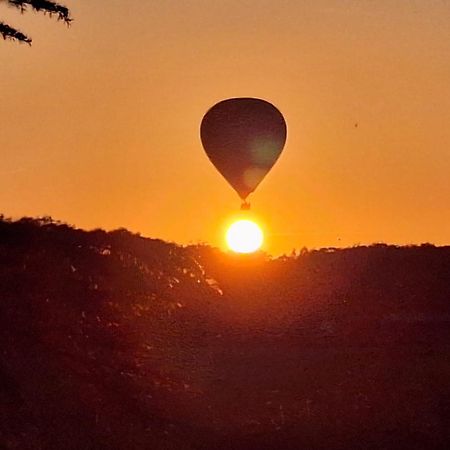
[226,220,263,253]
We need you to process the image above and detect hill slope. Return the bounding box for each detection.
[1,218,449,449]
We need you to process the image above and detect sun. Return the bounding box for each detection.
[226,219,264,253]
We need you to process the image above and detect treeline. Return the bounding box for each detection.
[0,217,449,449]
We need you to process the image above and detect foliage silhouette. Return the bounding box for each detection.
[0,0,71,44]
[1,216,449,449]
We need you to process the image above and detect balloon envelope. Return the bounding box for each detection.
[200,98,287,200]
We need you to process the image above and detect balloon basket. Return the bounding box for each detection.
[240,201,251,211]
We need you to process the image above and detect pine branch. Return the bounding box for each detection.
[0,21,31,43]
[8,0,72,23]
[0,0,71,44]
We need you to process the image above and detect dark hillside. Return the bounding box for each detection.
[1,217,449,449]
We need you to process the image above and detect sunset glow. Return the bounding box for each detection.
[226,219,263,253]
[1,1,449,254]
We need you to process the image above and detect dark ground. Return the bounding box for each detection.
[1,217,449,449]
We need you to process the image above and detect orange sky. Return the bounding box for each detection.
[1,0,449,254]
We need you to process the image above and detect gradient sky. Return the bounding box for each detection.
[1,0,449,254]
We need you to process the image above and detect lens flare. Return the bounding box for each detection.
[226,220,263,253]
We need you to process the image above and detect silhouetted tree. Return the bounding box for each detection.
[0,0,71,44]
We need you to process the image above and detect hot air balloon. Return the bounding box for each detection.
[200,98,287,209]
